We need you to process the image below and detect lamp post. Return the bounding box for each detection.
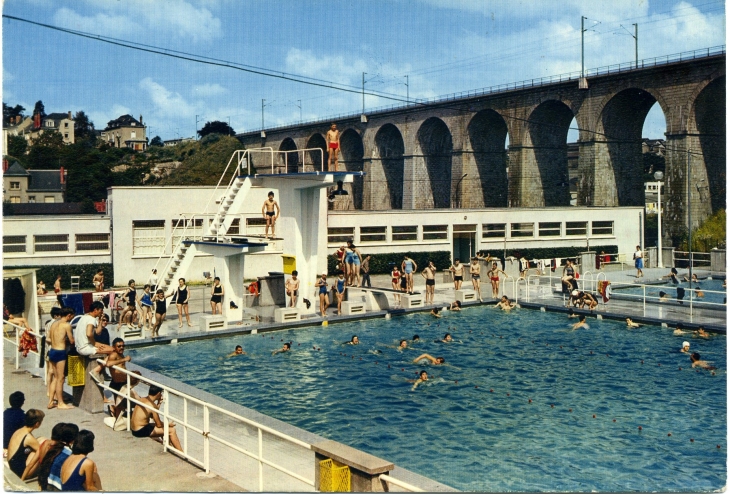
[654,171,664,268]
[453,173,467,208]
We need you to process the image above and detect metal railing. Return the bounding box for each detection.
[278,147,325,173]
[379,474,425,492]
[240,46,725,134]
[673,250,712,268]
[3,321,43,374]
[96,361,314,491]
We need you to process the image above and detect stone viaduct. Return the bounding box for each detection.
[238,50,725,241]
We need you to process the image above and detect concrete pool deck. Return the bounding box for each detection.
[91,266,724,350]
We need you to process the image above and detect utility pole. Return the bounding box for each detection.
[634,23,638,67]
[581,16,586,79]
[297,100,302,124]
[261,99,265,130]
[195,114,201,140]
[362,72,366,115]
[404,75,409,106]
[687,148,693,298]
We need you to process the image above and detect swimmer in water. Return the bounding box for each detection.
[496,296,515,311]
[347,335,359,345]
[399,339,408,349]
[412,335,420,342]
[695,326,710,338]
[413,353,445,365]
[681,341,690,353]
[571,315,588,330]
[448,301,462,311]
[272,342,291,355]
[658,291,669,303]
[673,322,687,335]
[227,345,246,357]
[411,370,429,390]
[690,352,716,370]
[626,318,640,328]
[430,307,442,318]
[435,333,452,343]
[694,287,705,298]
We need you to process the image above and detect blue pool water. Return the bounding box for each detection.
[613,279,727,306]
[131,308,726,492]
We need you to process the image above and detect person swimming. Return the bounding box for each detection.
[571,315,588,330]
[413,354,445,365]
[272,342,291,355]
[435,333,452,343]
[399,339,408,350]
[411,370,429,390]
[430,307,442,318]
[690,352,716,370]
[412,335,420,342]
[626,318,640,328]
[227,345,246,357]
[680,341,690,353]
[346,335,359,345]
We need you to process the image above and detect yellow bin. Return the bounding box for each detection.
[282,254,296,275]
[319,458,350,492]
[67,355,86,387]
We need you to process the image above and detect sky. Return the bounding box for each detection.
[2,0,725,142]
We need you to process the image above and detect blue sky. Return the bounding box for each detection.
[2,0,725,142]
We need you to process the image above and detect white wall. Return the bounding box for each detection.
[3,215,111,266]
[108,186,286,286]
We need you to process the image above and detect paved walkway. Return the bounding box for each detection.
[3,364,241,492]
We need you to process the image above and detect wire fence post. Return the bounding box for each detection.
[203,405,210,474]
[163,389,170,453]
[15,329,19,370]
[643,284,646,317]
[183,398,189,457]
[126,372,131,431]
[258,428,264,492]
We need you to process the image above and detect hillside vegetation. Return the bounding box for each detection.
[156,135,246,186]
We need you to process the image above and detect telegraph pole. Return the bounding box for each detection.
[634,23,638,67]
[581,16,586,78]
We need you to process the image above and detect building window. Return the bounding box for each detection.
[9,197,20,204]
[423,225,448,240]
[131,131,137,139]
[9,182,19,190]
[392,225,417,241]
[64,133,69,139]
[510,223,534,238]
[34,234,69,252]
[46,121,54,127]
[591,221,614,235]
[172,218,204,246]
[28,196,35,203]
[360,226,386,242]
[539,222,561,237]
[64,122,69,128]
[75,233,110,251]
[453,224,477,233]
[132,220,165,256]
[3,235,26,253]
[245,217,266,235]
[226,218,240,235]
[482,223,506,238]
[44,196,55,203]
[328,227,354,244]
[566,221,588,236]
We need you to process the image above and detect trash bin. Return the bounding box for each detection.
[282,255,296,275]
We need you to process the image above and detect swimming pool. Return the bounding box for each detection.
[613,279,727,306]
[130,307,726,492]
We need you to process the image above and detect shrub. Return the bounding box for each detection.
[3,263,114,290]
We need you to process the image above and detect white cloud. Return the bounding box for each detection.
[140,78,198,119]
[88,104,132,131]
[192,83,228,97]
[54,0,222,43]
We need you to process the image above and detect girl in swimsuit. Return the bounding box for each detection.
[349,245,363,287]
[344,240,355,285]
[60,430,101,491]
[391,266,402,307]
[139,284,154,330]
[151,289,170,337]
[210,277,224,315]
[335,273,346,315]
[315,274,329,317]
[175,278,192,328]
[7,409,45,480]
[402,256,417,294]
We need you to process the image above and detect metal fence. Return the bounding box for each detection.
[3,320,44,376]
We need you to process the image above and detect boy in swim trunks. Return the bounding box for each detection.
[262,191,280,240]
[130,385,183,451]
[449,259,465,291]
[470,257,482,301]
[326,123,340,171]
[421,261,437,305]
[47,307,76,410]
[285,270,300,308]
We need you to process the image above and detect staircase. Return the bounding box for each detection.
[151,149,256,294]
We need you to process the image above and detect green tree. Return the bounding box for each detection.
[33,100,46,117]
[643,153,665,182]
[682,209,726,252]
[26,131,64,169]
[3,103,25,124]
[150,135,163,147]
[7,135,27,157]
[197,120,235,138]
[74,111,95,141]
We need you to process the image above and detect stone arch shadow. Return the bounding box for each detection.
[467,109,509,207]
[305,133,327,172]
[278,137,299,173]
[339,128,364,210]
[372,123,404,209]
[527,100,573,206]
[416,117,452,209]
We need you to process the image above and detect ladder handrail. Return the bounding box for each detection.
[156,214,203,293]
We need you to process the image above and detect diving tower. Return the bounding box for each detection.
[152,148,364,323]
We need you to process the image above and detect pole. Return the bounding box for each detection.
[261,99,265,130]
[687,148,693,295]
[405,75,409,106]
[657,180,663,268]
[297,100,302,123]
[362,72,366,115]
[634,23,638,67]
[581,16,585,78]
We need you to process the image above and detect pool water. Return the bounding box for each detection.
[131,308,726,492]
[613,279,727,306]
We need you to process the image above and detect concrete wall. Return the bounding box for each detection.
[3,215,111,266]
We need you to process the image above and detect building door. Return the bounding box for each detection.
[452,224,476,263]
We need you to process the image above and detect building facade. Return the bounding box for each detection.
[3,162,65,204]
[101,114,147,151]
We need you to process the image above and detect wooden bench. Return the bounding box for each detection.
[274,307,301,323]
[341,301,366,316]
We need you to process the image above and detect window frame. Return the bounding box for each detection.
[391,225,418,242]
[538,222,561,237]
[34,234,69,253]
[510,222,534,238]
[565,221,588,236]
[360,226,387,243]
[482,223,506,239]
